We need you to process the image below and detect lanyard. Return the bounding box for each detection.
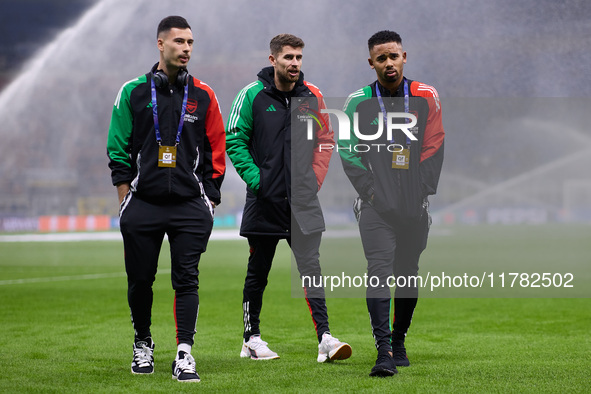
[376,78,411,145]
[151,77,189,146]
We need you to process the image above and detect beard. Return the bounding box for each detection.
[277,68,300,84]
[383,70,399,83]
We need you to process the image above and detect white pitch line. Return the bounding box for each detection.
[0,269,171,286]
[0,227,451,285]
[0,230,241,243]
[0,228,451,243]
[0,232,123,242]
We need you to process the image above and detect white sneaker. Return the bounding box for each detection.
[240,335,280,360]
[317,332,352,363]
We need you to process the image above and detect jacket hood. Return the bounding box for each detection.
[257,66,305,90]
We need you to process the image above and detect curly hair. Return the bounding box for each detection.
[368,30,402,51]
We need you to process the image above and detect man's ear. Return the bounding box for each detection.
[368,57,374,69]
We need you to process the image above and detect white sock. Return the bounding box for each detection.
[178,343,192,356]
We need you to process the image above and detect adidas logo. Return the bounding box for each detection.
[266,105,276,112]
[370,117,380,125]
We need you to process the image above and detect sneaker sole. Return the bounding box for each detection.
[245,354,280,360]
[369,368,398,377]
[131,366,154,374]
[131,370,154,374]
[329,343,352,361]
[172,375,200,382]
[394,359,410,367]
[241,347,280,360]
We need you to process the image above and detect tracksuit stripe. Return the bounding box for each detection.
[228,81,258,130]
[343,89,365,112]
[243,301,251,333]
[114,77,139,109]
[174,293,178,344]
[303,288,319,336]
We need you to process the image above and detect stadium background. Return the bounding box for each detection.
[0,0,590,233]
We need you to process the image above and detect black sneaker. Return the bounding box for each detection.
[131,338,155,374]
[369,351,398,377]
[172,351,200,382]
[392,340,410,366]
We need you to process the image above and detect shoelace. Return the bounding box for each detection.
[249,337,269,350]
[176,354,196,374]
[133,344,153,367]
[320,335,342,352]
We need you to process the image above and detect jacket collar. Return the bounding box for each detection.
[258,66,305,93]
[374,77,407,97]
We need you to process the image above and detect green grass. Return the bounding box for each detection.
[0,225,589,392]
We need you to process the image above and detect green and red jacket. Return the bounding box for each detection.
[107,65,225,205]
[340,78,444,219]
[226,66,334,236]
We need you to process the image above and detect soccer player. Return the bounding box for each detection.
[106,16,225,382]
[226,34,351,362]
[339,30,444,376]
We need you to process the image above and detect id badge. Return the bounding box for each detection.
[392,148,410,170]
[158,145,177,168]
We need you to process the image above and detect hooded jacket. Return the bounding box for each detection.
[226,66,334,236]
[339,78,444,220]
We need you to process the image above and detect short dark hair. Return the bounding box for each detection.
[157,16,191,38]
[368,30,402,51]
[270,34,305,56]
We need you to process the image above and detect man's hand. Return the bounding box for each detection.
[116,183,130,205]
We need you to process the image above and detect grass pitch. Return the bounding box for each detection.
[0,225,589,392]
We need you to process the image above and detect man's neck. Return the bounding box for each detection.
[157,62,178,85]
[378,77,403,94]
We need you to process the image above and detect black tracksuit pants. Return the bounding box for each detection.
[119,193,213,346]
[358,202,430,353]
[242,226,329,343]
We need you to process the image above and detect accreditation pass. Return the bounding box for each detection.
[158,145,177,168]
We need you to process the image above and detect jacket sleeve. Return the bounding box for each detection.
[338,89,375,201]
[106,78,137,186]
[306,83,335,191]
[415,83,445,197]
[199,80,226,205]
[226,83,261,192]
